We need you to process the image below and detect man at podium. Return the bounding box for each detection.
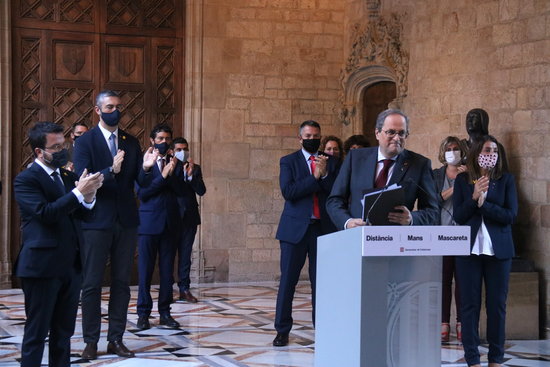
[327,109,438,228]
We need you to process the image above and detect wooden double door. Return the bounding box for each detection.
[10,0,184,283]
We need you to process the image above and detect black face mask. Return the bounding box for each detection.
[302,138,321,154]
[154,142,169,155]
[43,149,69,169]
[101,109,121,127]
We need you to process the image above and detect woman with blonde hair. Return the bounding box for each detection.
[433,136,467,343]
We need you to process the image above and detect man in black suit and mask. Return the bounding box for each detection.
[73,90,157,359]
[14,121,103,367]
[135,125,183,329]
[172,137,206,303]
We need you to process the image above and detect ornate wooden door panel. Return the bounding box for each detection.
[10,0,183,284]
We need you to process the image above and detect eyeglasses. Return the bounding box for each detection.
[381,129,408,138]
[43,144,64,152]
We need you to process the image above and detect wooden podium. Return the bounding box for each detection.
[315,226,470,367]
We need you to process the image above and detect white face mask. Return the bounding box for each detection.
[445,151,462,165]
[174,150,189,162]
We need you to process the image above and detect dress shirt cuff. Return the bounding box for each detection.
[72,188,96,209]
[344,218,352,230]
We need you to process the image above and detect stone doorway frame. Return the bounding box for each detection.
[340,65,398,137]
[0,0,13,288]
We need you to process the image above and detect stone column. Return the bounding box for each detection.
[184,0,205,283]
[0,0,12,288]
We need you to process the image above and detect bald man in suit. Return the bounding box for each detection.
[327,109,438,229]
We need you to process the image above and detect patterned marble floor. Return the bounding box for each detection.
[0,282,547,367]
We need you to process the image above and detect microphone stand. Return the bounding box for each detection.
[364,186,388,225]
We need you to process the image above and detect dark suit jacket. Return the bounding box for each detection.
[275,150,338,244]
[13,164,83,278]
[176,163,206,226]
[452,172,518,259]
[137,158,187,235]
[73,126,147,229]
[326,147,439,229]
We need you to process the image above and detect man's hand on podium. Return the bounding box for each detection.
[345,218,366,229]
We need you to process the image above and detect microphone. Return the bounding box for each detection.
[364,186,389,225]
[404,177,455,224]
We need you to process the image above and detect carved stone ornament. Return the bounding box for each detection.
[338,12,409,125]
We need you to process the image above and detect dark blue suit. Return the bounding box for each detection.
[274,150,338,334]
[74,127,144,230]
[326,147,439,228]
[453,172,518,365]
[73,126,147,343]
[175,163,206,293]
[136,158,184,317]
[14,163,84,367]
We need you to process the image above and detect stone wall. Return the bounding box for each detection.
[198,0,549,333]
[379,0,550,335]
[198,0,345,282]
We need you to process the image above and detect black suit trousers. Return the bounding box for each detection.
[20,268,80,367]
[274,221,321,334]
[177,214,198,292]
[80,223,137,342]
[456,255,511,365]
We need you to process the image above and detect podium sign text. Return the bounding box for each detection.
[362,225,470,256]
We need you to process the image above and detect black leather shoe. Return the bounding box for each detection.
[179,290,198,303]
[273,332,289,347]
[81,342,97,359]
[107,340,135,358]
[159,314,180,328]
[136,315,150,330]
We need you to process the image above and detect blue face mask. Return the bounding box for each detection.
[154,142,169,155]
[101,109,120,127]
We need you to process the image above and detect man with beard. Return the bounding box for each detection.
[272,120,338,347]
[135,124,182,330]
[14,121,103,366]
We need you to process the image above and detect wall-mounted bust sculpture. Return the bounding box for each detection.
[465,108,489,147]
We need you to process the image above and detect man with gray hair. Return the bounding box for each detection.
[327,109,438,229]
[74,90,157,359]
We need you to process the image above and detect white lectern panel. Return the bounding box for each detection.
[315,226,470,367]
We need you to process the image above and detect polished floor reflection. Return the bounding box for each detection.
[0,282,547,366]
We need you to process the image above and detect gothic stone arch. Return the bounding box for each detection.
[338,12,409,134]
